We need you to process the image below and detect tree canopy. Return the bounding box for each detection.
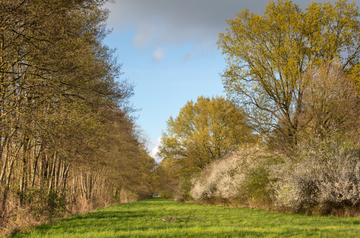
[217,0,360,150]
[158,96,256,174]
[0,0,155,228]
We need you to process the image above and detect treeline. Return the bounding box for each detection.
[0,0,154,234]
[154,0,360,216]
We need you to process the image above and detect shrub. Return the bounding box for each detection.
[190,145,280,207]
[271,139,360,214]
[190,154,240,202]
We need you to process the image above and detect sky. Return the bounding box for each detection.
[103,0,346,160]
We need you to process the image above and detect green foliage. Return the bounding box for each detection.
[218,0,360,151]
[9,198,360,237]
[41,190,68,220]
[152,158,182,199]
[12,188,68,222]
[242,167,271,205]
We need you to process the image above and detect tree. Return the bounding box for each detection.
[0,0,155,229]
[217,0,360,152]
[158,96,256,174]
[300,64,360,140]
[152,158,182,199]
[267,63,360,151]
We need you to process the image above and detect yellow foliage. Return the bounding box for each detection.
[217,0,360,149]
[158,96,256,174]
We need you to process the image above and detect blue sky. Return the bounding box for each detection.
[103,30,226,159]
[103,0,344,159]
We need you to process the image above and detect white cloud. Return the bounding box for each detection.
[148,137,162,160]
[152,48,166,62]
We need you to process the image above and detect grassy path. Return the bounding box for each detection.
[9,198,360,237]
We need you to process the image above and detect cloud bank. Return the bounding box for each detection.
[105,0,340,60]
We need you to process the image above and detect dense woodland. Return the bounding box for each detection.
[155,0,360,216]
[0,0,155,234]
[2,0,360,236]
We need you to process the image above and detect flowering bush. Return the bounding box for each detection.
[271,140,360,214]
[190,145,280,205]
[190,154,241,201]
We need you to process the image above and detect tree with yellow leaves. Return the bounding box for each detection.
[217,0,360,152]
[158,96,256,174]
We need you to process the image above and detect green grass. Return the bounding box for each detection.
[8,198,360,237]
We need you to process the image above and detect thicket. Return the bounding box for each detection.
[272,139,360,215]
[154,96,257,200]
[155,0,360,217]
[190,138,360,216]
[0,0,155,235]
[190,145,280,207]
[188,65,360,215]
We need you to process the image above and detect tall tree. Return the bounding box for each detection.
[158,96,255,174]
[217,0,360,151]
[0,0,155,228]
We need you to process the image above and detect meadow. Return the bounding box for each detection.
[6,197,360,238]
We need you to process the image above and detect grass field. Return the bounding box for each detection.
[8,197,360,237]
